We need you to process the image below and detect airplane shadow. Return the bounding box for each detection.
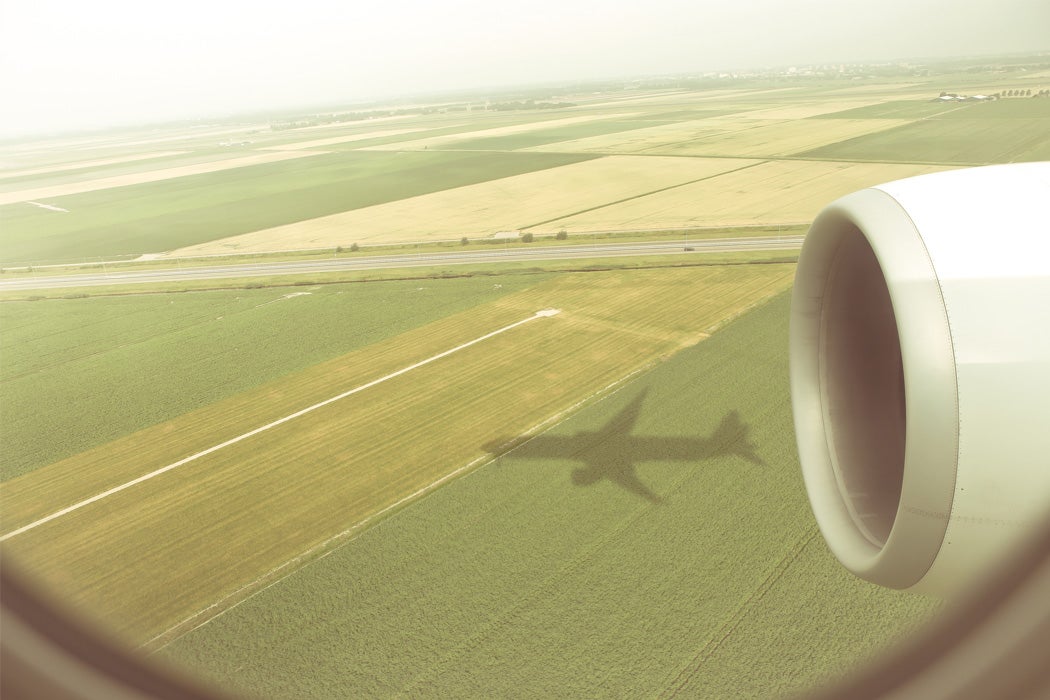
[482,389,763,504]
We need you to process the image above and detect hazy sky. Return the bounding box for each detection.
[2,0,1047,136]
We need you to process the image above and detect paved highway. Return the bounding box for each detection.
[0,236,803,291]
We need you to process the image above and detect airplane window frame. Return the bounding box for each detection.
[3,510,1049,700]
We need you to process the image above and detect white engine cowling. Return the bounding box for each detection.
[790,162,1050,597]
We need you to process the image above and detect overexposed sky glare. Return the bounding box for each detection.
[1,0,1047,136]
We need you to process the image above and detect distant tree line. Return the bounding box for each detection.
[995,89,1047,98]
[486,100,576,111]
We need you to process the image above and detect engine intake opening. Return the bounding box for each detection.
[820,224,906,547]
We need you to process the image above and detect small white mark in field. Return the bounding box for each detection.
[26,201,69,212]
[0,310,554,545]
[252,291,312,309]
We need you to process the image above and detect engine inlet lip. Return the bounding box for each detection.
[790,187,959,590]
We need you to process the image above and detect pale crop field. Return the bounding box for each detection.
[0,151,189,180]
[0,123,263,172]
[0,265,794,645]
[0,150,326,205]
[261,127,430,151]
[170,156,760,255]
[728,99,887,120]
[519,115,905,157]
[519,116,768,154]
[534,160,954,233]
[362,113,636,151]
[644,117,911,157]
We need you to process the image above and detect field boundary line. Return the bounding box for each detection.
[0,309,561,543]
[520,160,767,230]
[145,360,659,652]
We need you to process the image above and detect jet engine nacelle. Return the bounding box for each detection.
[790,162,1050,597]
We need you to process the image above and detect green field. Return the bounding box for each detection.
[1,265,794,645]
[811,99,971,119]
[3,71,1044,698]
[159,292,939,699]
[0,275,546,479]
[801,99,1050,163]
[0,150,595,264]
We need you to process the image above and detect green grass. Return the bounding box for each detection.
[811,100,972,119]
[0,274,545,479]
[0,248,801,302]
[799,113,1050,163]
[0,150,596,264]
[160,291,938,699]
[1,266,793,646]
[444,119,669,151]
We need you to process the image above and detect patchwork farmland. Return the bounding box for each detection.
[2,67,1046,698]
[3,75,1047,266]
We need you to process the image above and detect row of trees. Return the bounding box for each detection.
[333,230,568,254]
[939,89,1046,98]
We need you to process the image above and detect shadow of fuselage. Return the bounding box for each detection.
[483,389,763,503]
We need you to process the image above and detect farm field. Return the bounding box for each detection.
[0,114,568,193]
[724,99,885,119]
[533,160,953,233]
[260,127,430,151]
[519,116,764,154]
[802,99,1050,163]
[0,275,546,479]
[0,150,325,206]
[1,264,794,645]
[811,99,974,119]
[440,118,672,151]
[362,112,639,151]
[0,150,594,264]
[159,292,939,699]
[170,156,761,255]
[0,150,190,182]
[0,123,264,171]
[0,148,278,194]
[4,80,1047,268]
[649,118,908,157]
[5,68,1046,698]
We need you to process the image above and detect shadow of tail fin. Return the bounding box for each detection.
[712,410,765,465]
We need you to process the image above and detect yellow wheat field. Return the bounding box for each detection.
[533,160,955,233]
[170,156,759,255]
